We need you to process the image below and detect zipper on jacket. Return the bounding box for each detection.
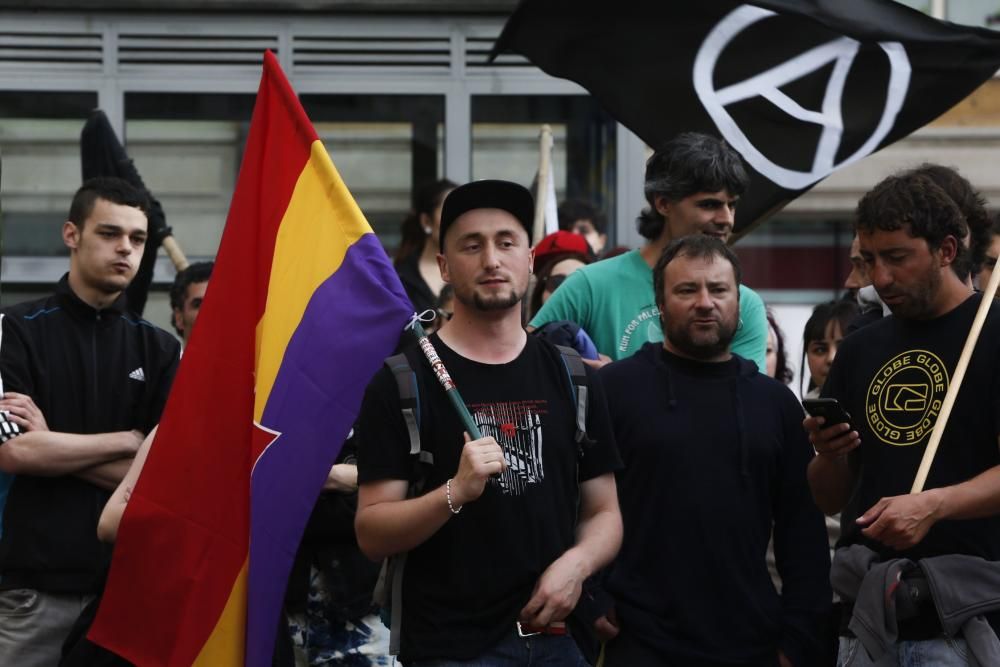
[91,311,100,424]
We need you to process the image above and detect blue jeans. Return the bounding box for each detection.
[837,637,970,666]
[407,631,587,667]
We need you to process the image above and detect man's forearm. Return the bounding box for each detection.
[0,430,139,476]
[356,483,454,561]
[934,463,1000,521]
[75,458,134,491]
[568,506,622,577]
[807,454,855,516]
[517,474,623,627]
[568,474,622,576]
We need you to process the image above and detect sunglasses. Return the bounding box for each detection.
[545,274,570,291]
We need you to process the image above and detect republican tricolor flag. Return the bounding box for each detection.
[90,50,413,665]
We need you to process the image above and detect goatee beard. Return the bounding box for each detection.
[471,290,522,312]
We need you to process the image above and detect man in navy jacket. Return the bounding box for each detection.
[599,235,831,667]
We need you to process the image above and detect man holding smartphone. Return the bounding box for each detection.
[806,168,1000,667]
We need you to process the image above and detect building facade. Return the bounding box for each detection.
[0,1,997,349]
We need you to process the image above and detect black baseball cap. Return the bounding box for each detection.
[438,179,535,252]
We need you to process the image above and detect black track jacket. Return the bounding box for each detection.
[0,274,179,593]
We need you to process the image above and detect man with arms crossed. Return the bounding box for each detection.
[356,180,622,665]
[0,177,179,666]
[807,170,1000,666]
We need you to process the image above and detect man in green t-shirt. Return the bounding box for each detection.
[530,132,768,369]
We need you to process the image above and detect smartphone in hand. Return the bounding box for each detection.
[802,398,853,431]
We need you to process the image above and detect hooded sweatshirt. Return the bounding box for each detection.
[599,343,831,666]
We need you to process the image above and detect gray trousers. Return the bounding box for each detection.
[0,588,95,667]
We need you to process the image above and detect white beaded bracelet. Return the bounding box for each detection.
[446,478,463,515]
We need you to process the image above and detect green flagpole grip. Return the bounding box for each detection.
[410,319,483,441]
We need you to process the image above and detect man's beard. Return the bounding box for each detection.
[455,284,525,312]
[882,269,941,320]
[664,313,738,360]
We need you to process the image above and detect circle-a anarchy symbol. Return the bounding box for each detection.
[693,6,912,190]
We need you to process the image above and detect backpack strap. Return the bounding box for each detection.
[553,344,593,448]
[380,351,434,655]
[385,352,434,468]
[385,353,423,459]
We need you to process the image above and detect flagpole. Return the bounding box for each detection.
[911,267,1000,493]
[532,124,553,244]
[162,235,190,271]
[410,320,483,440]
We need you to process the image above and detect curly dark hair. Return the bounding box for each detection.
[855,171,970,273]
[911,163,990,281]
[638,133,749,241]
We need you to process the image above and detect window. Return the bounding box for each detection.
[0,91,98,259]
[125,93,257,262]
[300,94,445,252]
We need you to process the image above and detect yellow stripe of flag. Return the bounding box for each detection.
[253,141,371,422]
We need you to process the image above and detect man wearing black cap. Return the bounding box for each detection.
[356,180,623,665]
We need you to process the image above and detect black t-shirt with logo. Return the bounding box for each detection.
[823,293,1000,561]
[357,333,620,663]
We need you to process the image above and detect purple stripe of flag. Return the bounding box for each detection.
[246,232,412,665]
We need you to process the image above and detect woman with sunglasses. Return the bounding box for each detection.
[529,231,593,320]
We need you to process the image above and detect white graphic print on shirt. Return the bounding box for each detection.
[472,399,546,496]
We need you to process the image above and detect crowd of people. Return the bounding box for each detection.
[0,129,999,667]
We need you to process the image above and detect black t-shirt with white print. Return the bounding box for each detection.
[823,293,1000,562]
[357,333,620,663]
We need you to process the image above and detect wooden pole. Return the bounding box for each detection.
[911,267,1000,493]
[410,319,483,440]
[161,235,190,272]
[532,124,553,245]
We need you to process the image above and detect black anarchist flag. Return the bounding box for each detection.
[493,0,1000,237]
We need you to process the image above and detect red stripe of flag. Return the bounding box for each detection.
[90,50,316,666]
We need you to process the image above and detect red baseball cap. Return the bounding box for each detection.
[533,230,592,262]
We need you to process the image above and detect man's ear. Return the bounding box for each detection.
[937,235,959,267]
[62,221,80,251]
[654,194,672,219]
[172,309,184,336]
[437,253,450,284]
